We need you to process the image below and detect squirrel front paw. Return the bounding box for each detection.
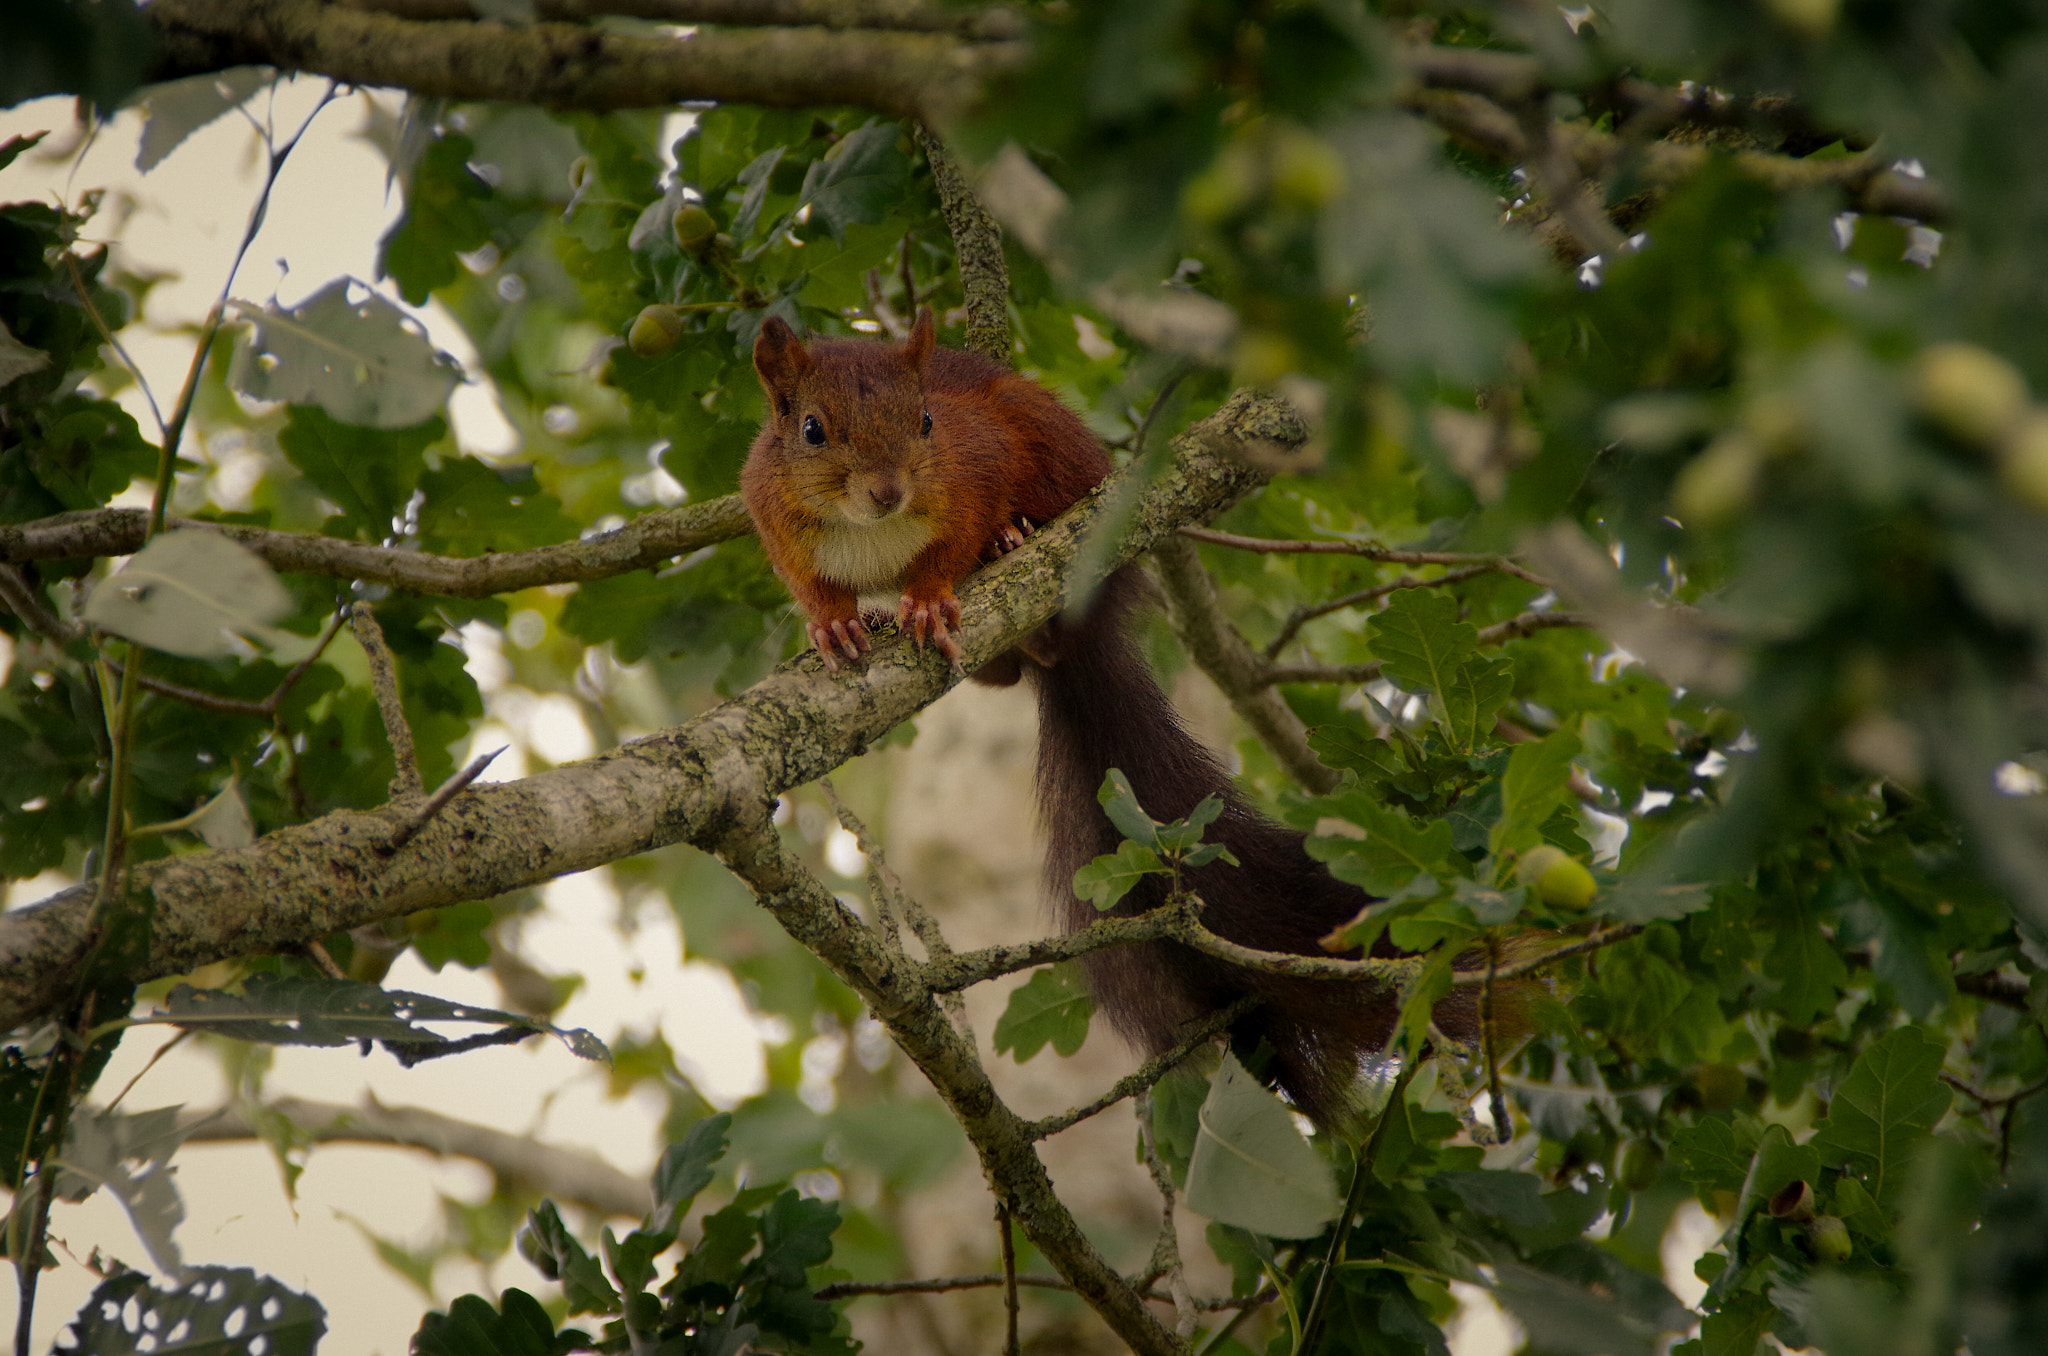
[806,616,871,670]
[898,590,964,663]
[980,515,1038,563]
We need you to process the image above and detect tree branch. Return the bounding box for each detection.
[0,393,1279,1034]
[1260,610,1590,687]
[143,0,1023,122]
[0,495,755,597]
[334,0,1023,40]
[180,1095,649,1218]
[815,1272,1268,1311]
[1026,996,1254,1142]
[917,127,1010,363]
[1150,535,1339,796]
[703,807,1185,1356]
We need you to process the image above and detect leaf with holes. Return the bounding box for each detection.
[142,974,608,1063]
[82,529,293,659]
[136,68,267,172]
[227,279,461,429]
[53,1106,198,1276]
[57,1266,326,1355]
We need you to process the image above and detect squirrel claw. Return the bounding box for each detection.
[899,592,964,662]
[981,516,1038,562]
[807,618,870,670]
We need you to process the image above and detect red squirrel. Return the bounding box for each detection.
[743,308,1491,1127]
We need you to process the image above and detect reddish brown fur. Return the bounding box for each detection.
[743,311,1510,1128]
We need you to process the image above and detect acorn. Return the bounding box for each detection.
[1519,845,1597,912]
[1768,1179,1816,1222]
[1765,0,1840,39]
[1999,410,2048,513]
[1672,432,1762,526]
[1617,1139,1663,1193]
[1913,342,2028,448]
[1692,1063,1745,1111]
[1808,1214,1853,1263]
[628,304,684,358]
[672,204,718,252]
[1772,1026,1820,1061]
[1271,125,1344,212]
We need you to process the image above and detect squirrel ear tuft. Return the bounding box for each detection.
[753,315,810,415]
[905,306,935,368]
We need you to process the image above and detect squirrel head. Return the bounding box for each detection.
[753,309,937,523]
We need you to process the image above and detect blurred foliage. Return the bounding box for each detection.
[7,0,2048,1352]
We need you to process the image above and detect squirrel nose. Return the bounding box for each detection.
[868,482,903,511]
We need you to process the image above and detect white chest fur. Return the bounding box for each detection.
[810,514,935,593]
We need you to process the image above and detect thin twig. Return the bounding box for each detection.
[303,939,347,979]
[1264,563,1501,660]
[1449,922,1646,986]
[822,783,975,1042]
[64,252,167,438]
[1183,920,1421,985]
[351,602,421,796]
[385,747,504,852]
[813,1272,1271,1310]
[1136,1096,1194,1342]
[1295,1059,1420,1355]
[1028,996,1256,1141]
[997,1201,1021,1356]
[1133,369,1191,463]
[1151,531,1340,795]
[1481,935,1508,1144]
[1262,611,1591,686]
[1178,525,1547,584]
[822,780,903,956]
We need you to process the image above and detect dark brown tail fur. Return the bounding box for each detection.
[1024,567,1421,1128]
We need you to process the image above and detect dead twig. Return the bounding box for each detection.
[385,747,505,852]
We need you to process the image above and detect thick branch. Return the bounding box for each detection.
[704,811,1183,1356]
[181,1095,648,1218]
[1,496,754,598]
[335,0,1023,40]
[0,393,1279,1032]
[917,127,1010,363]
[144,0,1023,121]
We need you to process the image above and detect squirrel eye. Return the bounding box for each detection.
[802,415,825,446]
[920,409,932,437]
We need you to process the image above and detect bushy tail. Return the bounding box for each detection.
[1026,567,1410,1127]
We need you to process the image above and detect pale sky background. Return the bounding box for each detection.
[0,76,1710,1353]
[0,77,771,1352]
